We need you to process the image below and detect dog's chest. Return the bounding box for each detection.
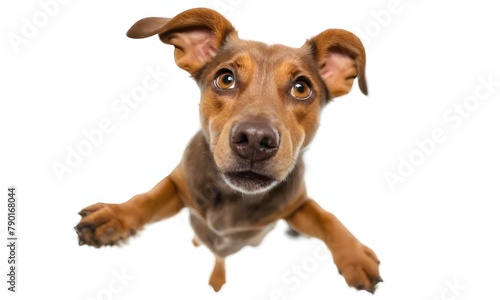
[195,183,286,235]
[187,182,289,257]
[209,197,280,234]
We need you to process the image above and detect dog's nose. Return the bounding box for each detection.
[230,122,280,161]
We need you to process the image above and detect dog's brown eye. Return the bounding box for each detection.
[291,79,312,100]
[214,71,236,90]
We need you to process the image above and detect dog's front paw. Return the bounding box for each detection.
[75,203,142,247]
[334,242,382,294]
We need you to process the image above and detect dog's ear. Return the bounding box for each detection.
[305,29,367,98]
[127,8,235,75]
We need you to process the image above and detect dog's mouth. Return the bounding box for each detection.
[223,170,278,194]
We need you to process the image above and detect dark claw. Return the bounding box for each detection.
[79,210,89,217]
[354,284,377,294]
[75,217,109,231]
[373,276,383,284]
[75,223,94,231]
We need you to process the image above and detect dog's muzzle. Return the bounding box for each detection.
[222,121,280,193]
[230,121,280,161]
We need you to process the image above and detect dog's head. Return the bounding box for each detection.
[128,8,367,194]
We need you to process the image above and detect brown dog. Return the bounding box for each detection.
[75,7,381,294]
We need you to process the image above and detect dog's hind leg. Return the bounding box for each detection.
[209,256,226,292]
[192,236,201,247]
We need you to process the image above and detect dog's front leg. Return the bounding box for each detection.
[285,200,382,293]
[75,168,184,247]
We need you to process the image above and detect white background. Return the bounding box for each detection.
[1,0,500,299]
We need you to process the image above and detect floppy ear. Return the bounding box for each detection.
[305,29,367,98]
[127,8,236,75]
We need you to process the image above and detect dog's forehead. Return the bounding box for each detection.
[226,38,312,68]
[196,37,318,83]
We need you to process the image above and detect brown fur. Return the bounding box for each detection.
[75,7,381,294]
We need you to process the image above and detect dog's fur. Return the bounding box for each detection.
[75,8,381,293]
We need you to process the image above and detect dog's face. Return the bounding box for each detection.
[196,39,325,193]
[127,8,367,194]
